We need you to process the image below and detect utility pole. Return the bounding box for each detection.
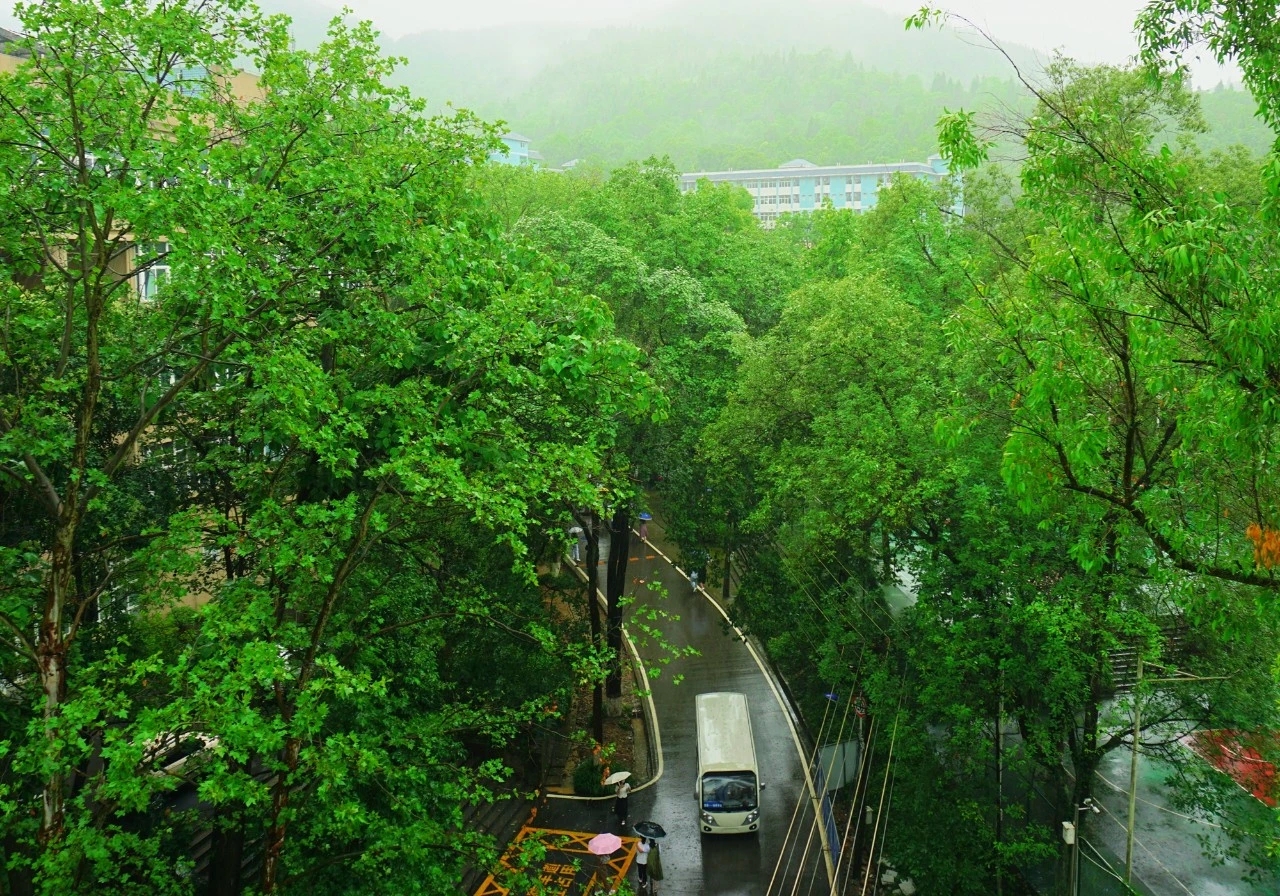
[1125,655,1142,883]
[1064,798,1099,896]
[1118,657,1230,888]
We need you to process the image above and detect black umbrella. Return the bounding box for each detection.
[632,820,667,839]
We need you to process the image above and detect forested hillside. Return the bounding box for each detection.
[485,36,1270,169]
[496,49,1029,171]
[381,0,1040,111]
[259,0,1273,168]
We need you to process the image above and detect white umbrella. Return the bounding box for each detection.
[603,770,632,786]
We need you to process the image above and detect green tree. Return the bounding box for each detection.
[908,9,1280,872]
[470,161,603,233]
[575,157,803,334]
[517,211,740,688]
[0,2,654,892]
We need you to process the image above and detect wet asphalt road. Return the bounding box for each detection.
[537,529,831,896]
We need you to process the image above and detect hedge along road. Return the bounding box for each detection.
[537,520,834,896]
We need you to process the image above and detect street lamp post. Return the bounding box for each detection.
[1062,797,1100,896]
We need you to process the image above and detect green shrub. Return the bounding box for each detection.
[572,760,631,797]
[573,758,608,796]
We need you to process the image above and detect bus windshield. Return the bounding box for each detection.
[701,772,758,812]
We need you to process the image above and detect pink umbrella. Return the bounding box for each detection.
[587,832,623,855]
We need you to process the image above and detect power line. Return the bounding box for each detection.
[771,647,868,896]
[1093,767,1224,829]
[812,658,865,896]
[1092,794,1200,896]
[768,660,843,896]
[859,694,905,896]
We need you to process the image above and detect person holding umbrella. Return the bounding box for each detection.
[634,837,650,893]
[615,778,630,827]
[610,773,631,827]
[632,822,666,895]
[586,832,623,895]
[648,839,664,894]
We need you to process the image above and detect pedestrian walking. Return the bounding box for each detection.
[614,779,631,827]
[638,520,649,541]
[648,839,664,894]
[634,837,651,894]
[568,525,584,563]
[689,569,699,589]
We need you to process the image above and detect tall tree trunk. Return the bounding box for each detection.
[260,487,380,893]
[995,694,1004,896]
[37,523,75,846]
[605,509,629,700]
[38,267,103,848]
[260,738,301,893]
[722,514,733,604]
[584,514,604,744]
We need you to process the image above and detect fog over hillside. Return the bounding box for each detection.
[266,0,1045,111]
[3,0,1265,168]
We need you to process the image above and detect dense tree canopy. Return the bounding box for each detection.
[0,2,655,892]
[4,0,1280,894]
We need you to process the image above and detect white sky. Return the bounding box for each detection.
[0,0,1241,85]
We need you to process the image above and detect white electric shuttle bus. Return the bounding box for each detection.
[695,692,761,834]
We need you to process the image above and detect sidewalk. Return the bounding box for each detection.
[470,528,664,895]
[550,527,658,793]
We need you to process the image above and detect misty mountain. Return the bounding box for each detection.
[256,0,1272,170]
[496,48,1031,170]
[258,0,342,51]
[261,0,1040,109]
[618,0,1043,82]
[377,0,1046,169]
[382,22,593,112]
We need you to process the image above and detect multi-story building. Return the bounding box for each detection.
[680,156,958,226]
[1,27,261,307]
[489,132,536,166]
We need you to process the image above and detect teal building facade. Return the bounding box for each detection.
[489,132,534,166]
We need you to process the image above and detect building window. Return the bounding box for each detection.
[167,65,208,97]
[137,241,171,302]
[146,438,190,468]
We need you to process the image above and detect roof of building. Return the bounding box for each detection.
[528,149,545,161]
[779,158,817,169]
[681,160,940,183]
[502,132,533,144]
[0,26,34,57]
